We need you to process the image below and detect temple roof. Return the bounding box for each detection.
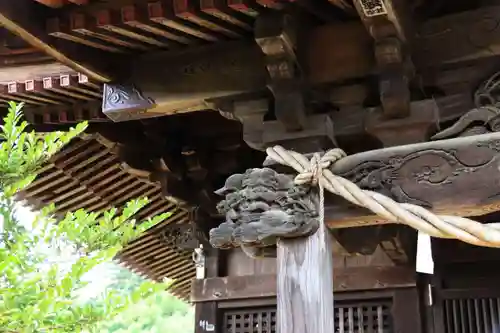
[18,136,195,301]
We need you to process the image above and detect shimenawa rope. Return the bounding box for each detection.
[266,145,500,248]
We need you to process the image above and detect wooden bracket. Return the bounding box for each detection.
[375,36,412,118]
[255,11,307,131]
[365,98,439,146]
[159,209,218,250]
[229,99,336,152]
[332,225,414,264]
[353,0,413,118]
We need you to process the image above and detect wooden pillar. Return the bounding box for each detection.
[210,168,335,333]
[393,288,422,333]
[194,249,220,333]
[277,193,335,333]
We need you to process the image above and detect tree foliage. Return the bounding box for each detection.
[0,102,170,332]
[94,265,194,333]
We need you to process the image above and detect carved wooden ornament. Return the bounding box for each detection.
[102,83,156,122]
[209,168,319,257]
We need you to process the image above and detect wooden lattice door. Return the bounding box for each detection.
[223,299,393,333]
[436,291,500,333]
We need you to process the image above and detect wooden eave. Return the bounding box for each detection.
[0,0,363,83]
[18,137,195,301]
[0,60,107,125]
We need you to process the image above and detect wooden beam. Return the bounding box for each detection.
[306,22,374,84]
[103,6,500,118]
[102,41,267,121]
[191,266,417,302]
[414,5,500,67]
[313,5,500,83]
[0,0,122,82]
[319,131,500,228]
[0,62,73,84]
[35,0,65,8]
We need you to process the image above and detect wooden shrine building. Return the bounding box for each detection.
[4,0,500,332]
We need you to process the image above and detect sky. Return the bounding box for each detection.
[10,203,115,299]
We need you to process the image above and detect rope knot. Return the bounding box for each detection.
[265,146,347,187]
[307,153,322,186]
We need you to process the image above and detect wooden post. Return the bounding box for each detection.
[277,193,335,333]
[210,168,335,332]
[194,249,220,333]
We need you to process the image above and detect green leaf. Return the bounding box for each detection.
[0,102,175,332]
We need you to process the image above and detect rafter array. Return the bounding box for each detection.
[18,137,195,301]
[45,1,271,53]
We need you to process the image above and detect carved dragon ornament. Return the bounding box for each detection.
[209,168,319,258]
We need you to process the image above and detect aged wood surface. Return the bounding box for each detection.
[352,0,414,118]
[0,0,120,82]
[320,132,500,228]
[315,5,500,81]
[102,41,267,120]
[191,266,416,302]
[194,249,219,333]
[3,3,500,101]
[0,62,74,84]
[102,5,500,117]
[277,218,334,333]
[414,5,500,68]
[392,288,422,333]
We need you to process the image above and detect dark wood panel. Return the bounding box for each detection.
[393,288,423,333]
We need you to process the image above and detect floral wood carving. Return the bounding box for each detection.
[102,83,156,122]
[333,133,500,212]
[209,168,319,258]
[160,222,210,250]
[431,106,500,140]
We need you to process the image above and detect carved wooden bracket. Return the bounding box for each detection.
[209,168,319,257]
[161,223,201,250]
[431,106,500,140]
[102,83,157,122]
[353,0,414,119]
[160,209,216,250]
[365,98,440,146]
[375,37,412,118]
[255,11,306,132]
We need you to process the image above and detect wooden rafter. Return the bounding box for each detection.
[0,0,119,82]
[34,0,88,7]
[17,137,194,301]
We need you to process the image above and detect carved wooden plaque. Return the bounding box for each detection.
[359,0,388,17]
